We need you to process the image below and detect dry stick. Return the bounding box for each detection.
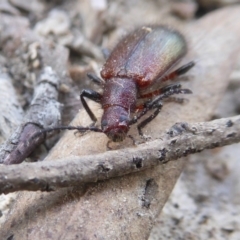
[0,115,239,194]
[2,67,62,165]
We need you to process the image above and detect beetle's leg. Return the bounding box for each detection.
[87,73,105,86]
[149,84,192,108]
[139,61,194,99]
[130,84,191,126]
[129,102,149,125]
[137,102,163,136]
[127,135,137,145]
[80,89,102,123]
[162,61,195,82]
[164,96,188,104]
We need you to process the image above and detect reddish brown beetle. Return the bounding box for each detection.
[44,25,194,142]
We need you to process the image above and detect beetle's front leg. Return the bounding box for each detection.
[80,89,102,124]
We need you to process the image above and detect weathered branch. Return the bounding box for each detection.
[0,115,239,194]
[1,67,62,165]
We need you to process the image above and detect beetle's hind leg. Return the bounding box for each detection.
[139,61,194,100]
[162,61,195,82]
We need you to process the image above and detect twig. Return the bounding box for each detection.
[1,67,62,164]
[0,115,239,194]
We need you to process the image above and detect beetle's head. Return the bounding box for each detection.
[101,106,130,142]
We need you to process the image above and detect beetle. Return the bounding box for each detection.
[43,25,194,142]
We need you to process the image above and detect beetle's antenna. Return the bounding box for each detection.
[31,125,103,141]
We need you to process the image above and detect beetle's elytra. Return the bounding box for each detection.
[101,26,187,88]
[42,25,195,142]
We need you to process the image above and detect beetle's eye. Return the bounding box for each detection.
[119,115,129,123]
[101,119,108,127]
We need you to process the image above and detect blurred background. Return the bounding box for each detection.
[0,0,240,239]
